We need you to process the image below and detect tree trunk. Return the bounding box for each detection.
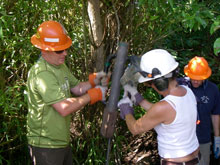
[88,0,105,72]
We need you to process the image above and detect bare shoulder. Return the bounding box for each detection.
[149,101,173,114]
[148,101,176,124]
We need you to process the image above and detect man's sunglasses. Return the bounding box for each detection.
[55,50,66,54]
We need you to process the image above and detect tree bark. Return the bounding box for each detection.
[88,0,105,72]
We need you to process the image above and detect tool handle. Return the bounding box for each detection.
[104,54,116,73]
[101,42,128,138]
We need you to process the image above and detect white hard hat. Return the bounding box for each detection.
[138,49,179,83]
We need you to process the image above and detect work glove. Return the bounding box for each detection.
[100,72,111,86]
[118,96,134,120]
[214,136,220,159]
[87,85,107,104]
[123,84,144,105]
[89,71,110,87]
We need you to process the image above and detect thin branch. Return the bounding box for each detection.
[112,1,120,47]
[0,135,19,147]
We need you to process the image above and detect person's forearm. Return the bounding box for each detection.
[52,94,90,116]
[139,99,153,111]
[71,81,92,96]
[125,114,139,135]
[212,115,220,136]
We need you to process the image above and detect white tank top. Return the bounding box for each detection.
[154,85,199,158]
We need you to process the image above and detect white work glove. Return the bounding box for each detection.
[100,72,111,86]
[214,136,220,159]
[118,96,134,120]
[89,71,108,87]
[123,84,144,105]
[97,85,108,101]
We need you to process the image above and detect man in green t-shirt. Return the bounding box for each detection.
[27,20,109,165]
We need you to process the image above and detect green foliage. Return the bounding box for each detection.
[125,0,179,54]
[0,82,29,164]
[181,1,214,31]
[213,38,220,55]
[210,16,220,55]
[0,0,220,164]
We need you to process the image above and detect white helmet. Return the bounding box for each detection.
[138,49,179,83]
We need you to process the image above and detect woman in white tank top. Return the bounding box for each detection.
[118,49,200,165]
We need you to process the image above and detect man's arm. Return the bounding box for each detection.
[70,71,110,96]
[53,84,107,117]
[52,94,91,117]
[212,115,220,136]
[71,81,92,96]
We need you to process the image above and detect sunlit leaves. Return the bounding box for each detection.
[213,38,220,56]
[210,16,220,56]
[181,2,214,31]
[0,25,2,39]
[210,22,220,35]
[0,0,220,164]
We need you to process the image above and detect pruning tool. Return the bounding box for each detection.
[101,42,143,165]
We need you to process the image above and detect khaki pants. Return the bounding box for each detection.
[199,142,211,165]
[29,145,73,165]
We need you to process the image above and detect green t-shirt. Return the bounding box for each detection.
[26,57,79,148]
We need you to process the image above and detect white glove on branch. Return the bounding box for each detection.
[123,84,144,105]
[89,71,107,87]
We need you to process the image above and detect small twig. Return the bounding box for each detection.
[0,143,25,153]
[0,134,19,147]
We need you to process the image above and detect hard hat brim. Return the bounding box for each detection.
[184,65,212,80]
[31,34,72,51]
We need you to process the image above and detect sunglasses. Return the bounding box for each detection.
[55,50,66,54]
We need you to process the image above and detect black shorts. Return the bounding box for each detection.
[28,145,73,165]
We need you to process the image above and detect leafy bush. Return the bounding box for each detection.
[0,0,219,164]
[0,82,30,164]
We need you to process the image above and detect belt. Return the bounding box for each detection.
[160,157,199,165]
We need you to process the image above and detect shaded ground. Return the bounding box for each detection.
[121,130,160,165]
[121,130,220,165]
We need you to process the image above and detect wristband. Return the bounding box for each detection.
[89,73,96,88]
[87,88,102,104]
[135,93,144,105]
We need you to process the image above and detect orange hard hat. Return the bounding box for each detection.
[184,56,212,80]
[31,21,72,51]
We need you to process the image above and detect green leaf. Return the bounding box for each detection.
[210,21,220,35]
[189,19,195,30]
[150,15,159,21]
[0,25,3,39]
[138,0,146,6]
[195,16,207,28]
[168,0,174,8]
[214,38,220,56]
